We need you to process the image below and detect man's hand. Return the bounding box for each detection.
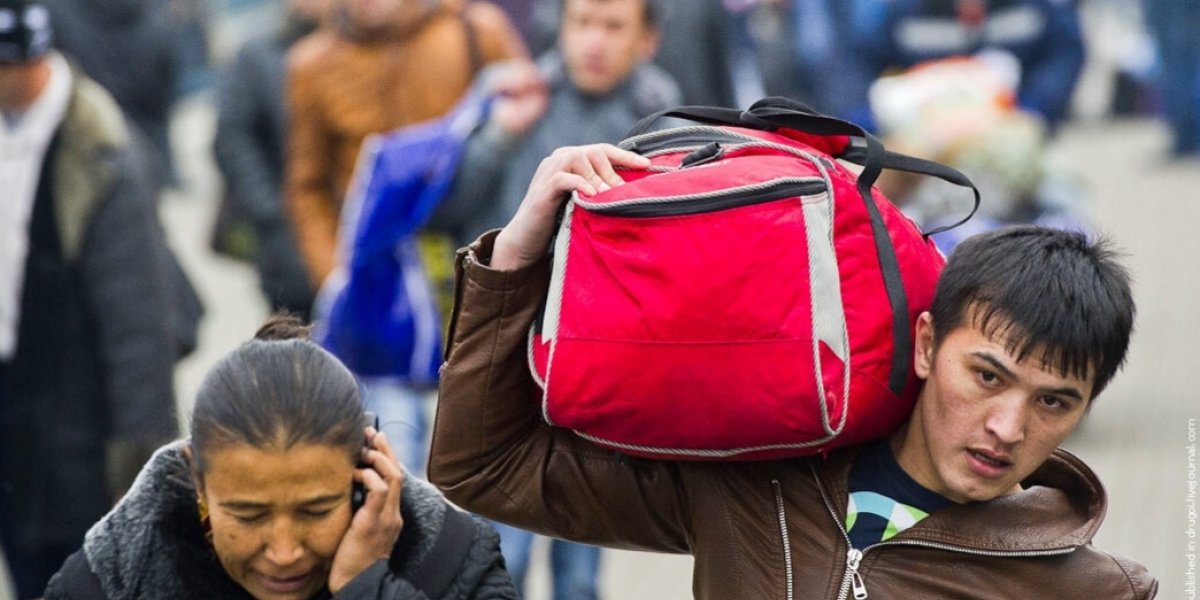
[490,60,549,137]
[491,144,650,271]
[328,428,405,594]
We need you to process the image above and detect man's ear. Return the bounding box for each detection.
[914,312,935,380]
[182,443,204,495]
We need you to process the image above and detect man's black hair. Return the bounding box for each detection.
[929,226,1135,400]
[561,0,659,28]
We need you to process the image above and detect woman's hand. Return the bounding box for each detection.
[491,144,650,271]
[328,427,405,594]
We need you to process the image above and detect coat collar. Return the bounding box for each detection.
[814,446,1106,553]
[51,63,130,262]
[81,441,455,600]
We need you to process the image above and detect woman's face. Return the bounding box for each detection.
[198,442,356,600]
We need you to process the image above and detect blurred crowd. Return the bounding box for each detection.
[0,0,1197,597]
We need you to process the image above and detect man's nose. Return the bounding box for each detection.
[985,393,1027,445]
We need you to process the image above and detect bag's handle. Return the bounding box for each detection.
[838,144,981,237]
[626,97,980,238]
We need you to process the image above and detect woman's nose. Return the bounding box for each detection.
[263,522,306,567]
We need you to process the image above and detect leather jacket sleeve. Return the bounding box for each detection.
[429,231,693,553]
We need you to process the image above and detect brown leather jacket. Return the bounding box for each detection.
[430,231,1158,600]
[285,0,525,285]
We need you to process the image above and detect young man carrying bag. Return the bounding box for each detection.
[429,138,1158,598]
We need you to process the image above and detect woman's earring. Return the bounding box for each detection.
[197,496,214,548]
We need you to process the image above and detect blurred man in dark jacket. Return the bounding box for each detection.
[0,1,179,595]
[41,0,181,189]
[213,0,331,319]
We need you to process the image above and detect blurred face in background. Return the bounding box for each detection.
[290,0,333,23]
[559,0,658,96]
[0,60,49,112]
[336,0,430,33]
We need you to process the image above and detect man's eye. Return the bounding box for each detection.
[232,513,267,524]
[1038,396,1066,410]
[301,508,334,519]
[976,369,1000,385]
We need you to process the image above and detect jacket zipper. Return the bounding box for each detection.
[772,480,795,600]
[807,462,1078,600]
[577,178,826,218]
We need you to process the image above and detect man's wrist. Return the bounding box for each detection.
[490,228,526,272]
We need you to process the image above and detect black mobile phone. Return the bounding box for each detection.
[351,411,379,512]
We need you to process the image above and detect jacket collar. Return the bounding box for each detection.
[81,441,454,599]
[815,446,1106,553]
[51,62,129,262]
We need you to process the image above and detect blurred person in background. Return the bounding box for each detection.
[870,54,1090,253]
[285,0,525,474]
[170,0,214,97]
[213,0,332,320]
[0,0,180,595]
[1144,0,1200,158]
[41,0,204,357]
[838,0,1086,132]
[517,0,734,109]
[726,0,809,107]
[429,1,678,597]
[40,0,182,191]
[649,0,735,108]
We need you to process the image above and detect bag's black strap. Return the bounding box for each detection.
[403,506,476,597]
[839,145,981,237]
[623,97,983,396]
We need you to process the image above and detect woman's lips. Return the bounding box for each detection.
[255,570,314,594]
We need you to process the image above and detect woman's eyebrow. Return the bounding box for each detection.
[219,493,344,510]
[299,493,345,507]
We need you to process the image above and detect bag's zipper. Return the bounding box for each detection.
[575,178,826,218]
[772,480,795,600]
[621,125,757,155]
[806,462,1078,600]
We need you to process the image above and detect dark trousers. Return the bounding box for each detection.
[0,364,74,598]
[0,536,74,599]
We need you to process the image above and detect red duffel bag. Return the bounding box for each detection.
[529,98,979,461]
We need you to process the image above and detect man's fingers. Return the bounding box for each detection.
[602,144,652,169]
[589,144,649,189]
[565,150,607,192]
[548,172,595,197]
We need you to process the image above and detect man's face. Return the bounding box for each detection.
[290,0,332,23]
[895,311,1094,504]
[0,61,41,111]
[560,0,657,96]
[336,0,414,32]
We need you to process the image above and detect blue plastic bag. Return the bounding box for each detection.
[315,94,490,380]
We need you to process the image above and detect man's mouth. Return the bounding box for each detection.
[967,449,1013,475]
